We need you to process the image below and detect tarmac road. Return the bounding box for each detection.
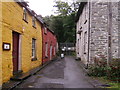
[15,56,94,88]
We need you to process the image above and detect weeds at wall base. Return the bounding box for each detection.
[87,57,120,87]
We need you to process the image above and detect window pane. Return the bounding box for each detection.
[32,39,36,58]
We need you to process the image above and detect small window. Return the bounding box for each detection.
[32,16,36,28]
[45,42,48,57]
[44,27,47,34]
[23,7,28,22]
[32,38,37,60]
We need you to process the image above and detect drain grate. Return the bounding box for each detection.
[100,84,111,87]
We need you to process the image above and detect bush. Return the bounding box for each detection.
[88,57,120,82]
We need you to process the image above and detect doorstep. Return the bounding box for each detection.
[10,72,31,81]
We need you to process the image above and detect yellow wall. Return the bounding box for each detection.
[2,1,42,83]
[0,1,2,87]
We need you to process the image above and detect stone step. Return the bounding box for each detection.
[10,72,31,81]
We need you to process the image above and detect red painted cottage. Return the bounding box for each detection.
[37,15,58,64]
[41,26,57,64]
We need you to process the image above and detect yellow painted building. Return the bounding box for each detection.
[1,1,42,84]
[0,1,2,88]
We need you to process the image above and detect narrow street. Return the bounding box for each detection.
[15,56,94,88]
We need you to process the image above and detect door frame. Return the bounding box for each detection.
[18,34,22,71]
[12,31,22,74]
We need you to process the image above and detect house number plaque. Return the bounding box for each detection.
[3,43,11,50]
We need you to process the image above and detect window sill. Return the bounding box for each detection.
[44,33,47,35]
[32,26,36,29]
[31,57,37,61]
[45,56,48,58]
[23,19,28,23]
[84,20,87,24]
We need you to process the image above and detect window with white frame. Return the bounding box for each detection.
[23,7,28,22]
[32,38,36,60]
[44,27,47,34]
[32,16,36,28]
[45,42,48,57]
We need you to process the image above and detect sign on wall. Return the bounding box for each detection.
[3,42,11,51]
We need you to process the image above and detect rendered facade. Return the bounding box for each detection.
[1,1,43,83]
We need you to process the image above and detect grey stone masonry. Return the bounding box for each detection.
[90,2,109,60]
[118,1,120,58]
[76,1,119,65]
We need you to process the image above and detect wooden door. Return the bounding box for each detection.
[12,32,19,72]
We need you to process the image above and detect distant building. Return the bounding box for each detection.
[76,1,119,67]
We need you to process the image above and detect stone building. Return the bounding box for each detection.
[76,1,119,67]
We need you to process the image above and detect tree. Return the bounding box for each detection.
[53,1,71,16]
[43,0,80,43]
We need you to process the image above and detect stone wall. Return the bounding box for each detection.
[76,1,119,65]
[109,2,119,58]
[118,1,120,58]
[76,3,89,65]
[90,2,119,63]
[90,2,108,62]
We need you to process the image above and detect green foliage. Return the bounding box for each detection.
[54,1,71,16]
[88,57,120,82]
[109,82,120,88]
[43,1,79,44]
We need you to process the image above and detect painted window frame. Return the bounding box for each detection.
[23,7,28,23]
[44,27,47,34]
[32,38,37,61]
[45,42,48,58]
[32,16,36,28]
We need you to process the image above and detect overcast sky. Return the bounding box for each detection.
[25,0,56,17]
[25,0,75,17]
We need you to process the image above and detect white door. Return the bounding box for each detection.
[50,45,53,60]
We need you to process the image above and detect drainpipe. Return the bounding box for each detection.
[87,1,90,69]
[107,2,112,66]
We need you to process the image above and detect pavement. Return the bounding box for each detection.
[15,56,95,88]
[2,56,108,89]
